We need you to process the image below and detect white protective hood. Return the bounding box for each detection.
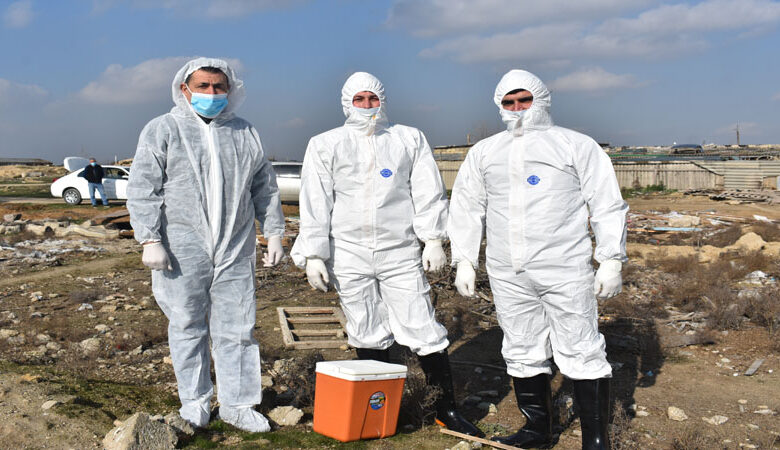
[171,57,246,121]
[494,69,553,135]
[341,72,390,135]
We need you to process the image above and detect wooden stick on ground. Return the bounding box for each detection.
[439,428,526,449]
[449,360,508,372]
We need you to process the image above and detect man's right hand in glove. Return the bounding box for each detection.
[306,257,329,292]
[454,261,476,297]
[142,241,173,271]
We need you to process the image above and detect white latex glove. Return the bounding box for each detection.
[422,239,446,272]
[262,235,284,267]
[142,242,172,271]
[306,257,330,292]
[594,259,623,299]
[454,261,476,297]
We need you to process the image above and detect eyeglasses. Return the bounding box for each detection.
[501,96,534,107]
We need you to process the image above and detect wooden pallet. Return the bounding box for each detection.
[277,306,348,350]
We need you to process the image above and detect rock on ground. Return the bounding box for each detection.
[450,441,472,450]
[163,412,196,436]
[267,405,304,426]
[667,406,688,421]
[702,415,728,425]
[79,337,102,354]
[103,412,178,450]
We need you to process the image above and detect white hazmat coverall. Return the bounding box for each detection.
[448,70,628,380]
[127,58,284,427]
[290,72,449,355]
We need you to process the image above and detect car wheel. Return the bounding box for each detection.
[63,188,82,205]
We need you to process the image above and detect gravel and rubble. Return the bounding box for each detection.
[0,199,777,449]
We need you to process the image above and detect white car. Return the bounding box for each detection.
[50,165,131,205]
[272,161,302,203]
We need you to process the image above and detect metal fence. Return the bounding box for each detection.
[436,159,780,191]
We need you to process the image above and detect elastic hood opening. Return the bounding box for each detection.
[494,69,553,134]
[171,57,246,120]
[341,71,390,134]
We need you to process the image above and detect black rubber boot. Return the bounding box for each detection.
[354,348,390,363]
[492,374,554,448]
[573,378,611,450]
[418,350,484,437]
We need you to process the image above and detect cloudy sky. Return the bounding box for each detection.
[1,0,779,163]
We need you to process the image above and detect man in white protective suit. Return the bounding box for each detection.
[448,69,628,450]
[290,72,483,437]
[127,57,285,432]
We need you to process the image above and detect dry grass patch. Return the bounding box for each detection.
[398,354,439,429]
[701,225,743,247]
[751,221,780,242]
[670,424,721,449]
[705,285,744,330]
[610,401,641,450]
[744,288,780,338]
[270,351,323,407]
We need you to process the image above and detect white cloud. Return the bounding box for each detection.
[386,0,651,37]
[278,117,304,128]
[3,0,33,28]
[411,0,780,64]
[0,78,47,111]
[419,21,707,63]
[77,57,243,105]
[93,0,306,18]
[598,0,780,35]
[548,67,643,92]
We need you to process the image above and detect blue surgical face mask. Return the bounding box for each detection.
[351,106,380,119]
[90,162,96,166]
[186,85,228,118]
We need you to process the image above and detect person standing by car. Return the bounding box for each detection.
[80,158,109,207]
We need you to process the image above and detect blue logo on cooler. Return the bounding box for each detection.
[527,175,540,185]
[369,391,386,410]
[380,169,393,178]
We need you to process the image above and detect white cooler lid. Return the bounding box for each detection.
[316,360,407,382]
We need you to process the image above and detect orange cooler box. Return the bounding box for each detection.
[313,360,407,442]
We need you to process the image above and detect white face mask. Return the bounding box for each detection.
[351,106,380,119]
[500,108,527,134]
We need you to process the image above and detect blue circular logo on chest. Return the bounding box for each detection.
[380,169,393,178]
[527,175,540,185]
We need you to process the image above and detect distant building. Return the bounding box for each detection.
[670,144,703,155]
[0,158,53,166]
[433,144,472,161]
[432,145,472,189]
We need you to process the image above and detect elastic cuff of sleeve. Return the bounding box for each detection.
[600,259,622,272]
[424,239,443,247]
[457,260,475,270]
[142,240,161,246]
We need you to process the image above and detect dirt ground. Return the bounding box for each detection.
[0,192,778,449]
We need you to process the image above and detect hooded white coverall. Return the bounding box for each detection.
[290,72,449,355]
[127,58,284,419]
[448,70,628,380]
